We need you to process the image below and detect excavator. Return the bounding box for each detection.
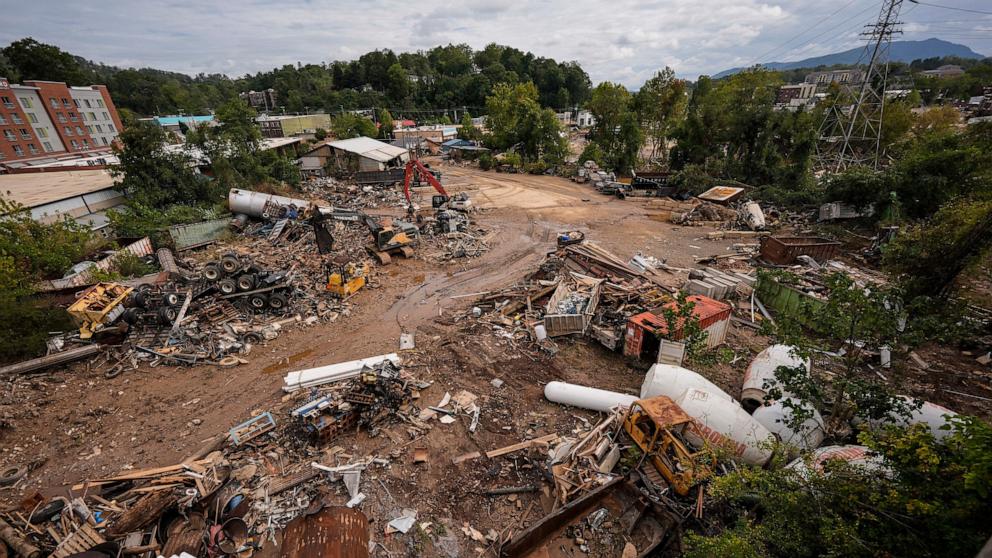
[403,158,449,217]
[361,213,417,265]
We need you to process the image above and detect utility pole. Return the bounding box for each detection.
[816,0,903,172]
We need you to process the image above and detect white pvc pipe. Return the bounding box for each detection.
[544,381,637,413]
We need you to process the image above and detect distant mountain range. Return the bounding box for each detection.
[714,38,987,79]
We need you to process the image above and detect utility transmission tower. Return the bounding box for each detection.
[816,0,904,172]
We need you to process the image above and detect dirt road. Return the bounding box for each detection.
[0,165,739,526]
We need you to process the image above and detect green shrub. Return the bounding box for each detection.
[478,152,494,171]
[524,161,548,174]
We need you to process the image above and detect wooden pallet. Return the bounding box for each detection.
[53,524,105,558]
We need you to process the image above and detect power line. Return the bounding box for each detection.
[907,0,992,15]
[749,1,881,66]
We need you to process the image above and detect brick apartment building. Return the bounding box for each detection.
[0,77,123,165]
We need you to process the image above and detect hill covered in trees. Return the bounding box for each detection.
[0,38,591,117]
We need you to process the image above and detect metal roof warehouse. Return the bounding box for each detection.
[0,169,124,232]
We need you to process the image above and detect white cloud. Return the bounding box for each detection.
[0,0,989,87]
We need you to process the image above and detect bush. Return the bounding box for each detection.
[478,152,494,171]
[501,152,522,168]
[107,203,217,244]
[578,143,604,168]
[0,295,74,362]
[524,161,548,174]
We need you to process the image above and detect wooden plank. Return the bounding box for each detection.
[486,434,558,459]
[72,459,211,490]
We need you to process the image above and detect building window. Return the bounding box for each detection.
[84,99,92,108]
[0,114,6,124]
[11,114,22,124]
[102,111,109,120]
[1,96,13,109]
[28,143,38,154]
[3,130,14,141]
[57,113,66,123]
[75,126,83,135]
[97,99,105,108]
[37,127,47,138]
[73,99,80,108]
[101,137,108,145]
[64,127,73,136]
[28,113,38,123]
[19,128,31,140]
[61,98,71,108]
[13,145,23,156]
[82,139,89,148]
[108,124,115,133]
[86,126,93,133]
[19,97,32,109]
[89,112,96,121]
[43,141,53,152]
[70,140,79,149]
[95,125,103,133]
[50,98,59,109]
[69,112,78,122]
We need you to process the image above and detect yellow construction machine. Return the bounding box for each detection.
[326,257,368,298]
[622,396,714,496]
[67,282,134,339]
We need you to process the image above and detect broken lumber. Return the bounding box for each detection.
[0,516,41,558]
[486,434,558,458]
[108,489,178,537]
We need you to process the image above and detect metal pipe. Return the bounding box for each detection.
[0,344,103,377]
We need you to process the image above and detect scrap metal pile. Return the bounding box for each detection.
[0,356,428,558]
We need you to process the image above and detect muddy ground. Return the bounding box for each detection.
[1,162,989,556]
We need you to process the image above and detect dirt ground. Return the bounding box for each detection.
[1,162,988,556]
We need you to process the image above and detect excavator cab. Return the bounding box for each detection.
[622,396,714,496]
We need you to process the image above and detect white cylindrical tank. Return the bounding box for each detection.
[544,382,637,413]
[752,397,825,451]
[676,388,776,466]
[786,445,886,477]
[741,345,810,410]
[228,188,313,218]
[640,364,736,403]
[866,397,958,441]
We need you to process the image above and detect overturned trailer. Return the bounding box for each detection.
[542,276,604,337]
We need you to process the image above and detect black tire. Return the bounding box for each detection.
[159,306,178,323]
[122,307,141,325]
[236,274,256,292]
[220,255,240,274]
[268,293,288,310]
[242,332,263,344]
[203,263,222,281]
[128,290,147,309]
[249,294,268,309]
[219,278,237,295]
[164,292,181,306]
[0,464,27,486]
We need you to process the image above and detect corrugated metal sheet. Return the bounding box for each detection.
[36,237,153,292]
[281,506,369,558]
[169,218,230,251]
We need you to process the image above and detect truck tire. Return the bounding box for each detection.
[219,278,237,295]
[236,274,256,292]
[159,306,178,323]
[0,464,27,486]
[220,255,241,274]
[164,292,181,306]
[128,290,147,309]
[268,293,288,310]
[203,263,222,281]
[249,294,268,309]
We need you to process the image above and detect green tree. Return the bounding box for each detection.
[377,109,394,139]
[587,82,643,173]
[314,128,327,141]
[385,63,410,102]
[485,82,567,163]
[111,121,214,206]
[634,68,687,164]
[1,37,88,84]
[332,113,377,139]
[458,111,482,141]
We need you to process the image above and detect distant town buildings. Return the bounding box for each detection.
[240,89,278,111]
[804,69,865,87]
[775,83,818,111]
[393,125,458,144]
[920,64,965,79]
[555,109,596,128]
[256,113,332,138]
[0,77,123,165]
[141,115,216,135]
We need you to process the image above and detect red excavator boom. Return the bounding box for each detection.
[403,159,448,211]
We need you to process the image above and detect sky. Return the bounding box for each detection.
[1,0,989,87]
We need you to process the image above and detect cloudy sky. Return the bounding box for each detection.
[2,0,989,86]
